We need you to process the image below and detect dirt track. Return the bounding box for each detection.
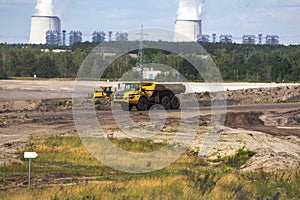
[0,80,300,172]
[1,108,299,171]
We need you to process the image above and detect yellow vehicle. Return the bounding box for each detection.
[113,82,185,111]
[93,86,113,98]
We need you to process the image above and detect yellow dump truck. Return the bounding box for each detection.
[113,82,185,111]
[93,86,113,98]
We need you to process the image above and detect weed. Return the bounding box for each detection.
[0,137,299,199]
[53,100,70,107]
[95,105,102,110]
[4,143,13,148]
[203,91,210,97]
[2,114,10,119]
[109,138,165,153]
[94,99,101,105]
[277,100,300,103]
[209,147,255,169]
[224,147,255,169]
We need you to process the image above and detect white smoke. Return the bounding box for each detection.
[35,0,54,16]
[177,0,205,20]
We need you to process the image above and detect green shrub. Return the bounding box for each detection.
[203,91,210,97]
[224,147,255,169]
[94,99,101,105]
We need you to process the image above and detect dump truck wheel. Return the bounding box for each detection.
[161,96,171,110]
[149,104,164,110]
[170,96,180,109]
[121,103,132,111]
[137,97,149,111]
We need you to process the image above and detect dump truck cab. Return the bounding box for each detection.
[113,82,184,111]
[113,83,145,109]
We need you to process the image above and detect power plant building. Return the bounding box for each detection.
[212,33,217,43]
[174,20,202,42]
[46,30,60,45]
[69,31,82,46]
[266,35,279,45]
[198,34,210,42]
[242,35,256,44]
[220,35,233,44]
[92,31,106,42]
[115,32,129,41]
[29,16,61,44]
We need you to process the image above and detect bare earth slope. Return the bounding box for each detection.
[0,80,299,172]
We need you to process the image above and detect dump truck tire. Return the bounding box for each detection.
[170,96,180,109]
[137,97,149,111]
[161,96,171,110]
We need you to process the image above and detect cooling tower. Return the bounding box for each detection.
[29,16,61,44]
[174,20,202,42]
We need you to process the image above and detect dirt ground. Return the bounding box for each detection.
[0,80,299,172]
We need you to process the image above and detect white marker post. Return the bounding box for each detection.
[24,152,38,190]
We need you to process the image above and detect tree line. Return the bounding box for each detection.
[0,42,299,82]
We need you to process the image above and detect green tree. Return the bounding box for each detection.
[16,48,39,77]
[35,53,58,78]
[0,53,6,78]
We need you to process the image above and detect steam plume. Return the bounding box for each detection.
[35,0,54,16]
[177,0,205,20]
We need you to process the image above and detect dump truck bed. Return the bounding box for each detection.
[158,84,186,94]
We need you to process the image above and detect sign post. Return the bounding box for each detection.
[24,152,38,190]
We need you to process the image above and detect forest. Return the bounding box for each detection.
[0,42,299,82]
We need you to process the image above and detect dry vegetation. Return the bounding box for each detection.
[0,81,300,199]
[0,137,299,200]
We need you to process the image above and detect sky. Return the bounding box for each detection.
[0,0,300,45]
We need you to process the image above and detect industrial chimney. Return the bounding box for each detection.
[29,16,61,44]
[174,19,202,42]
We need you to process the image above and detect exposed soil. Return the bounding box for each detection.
[0,115,76,166]
[0,99,73,113]
[0,80,299,113]
[0,80,300,174]
[225,111,300,137]
[197,85,300,106]
[219,110,300,171]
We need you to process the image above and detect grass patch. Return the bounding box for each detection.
[0,137,168,179]
[94,99,101,105]
[209,147,256,169]
[22,137,107,170]
[53,100,71,107]
[0,137,299,199]
[203,91,210,97]
[109,138,165,153]
[276,100,300,103]
[224,148,255,169]
[3,142,13,148]
[2,169,299,200]
[23,113,29,119]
